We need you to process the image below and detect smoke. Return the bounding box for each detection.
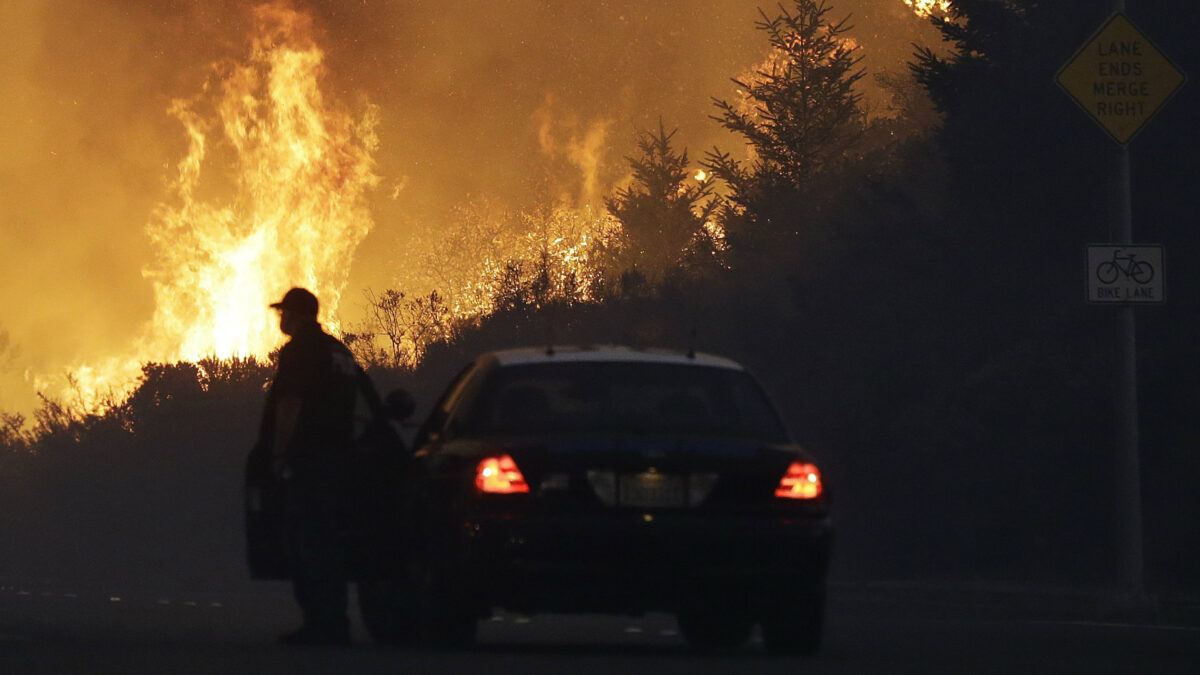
[0,0,940,415]
[533,96,616,206]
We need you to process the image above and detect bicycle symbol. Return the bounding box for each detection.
[1095,249,1154,285]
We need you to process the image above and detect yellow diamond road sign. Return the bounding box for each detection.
[1057,13,1186,145]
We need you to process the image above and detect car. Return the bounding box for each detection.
[358,345,832,654]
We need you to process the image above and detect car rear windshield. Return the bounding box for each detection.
[458,362,789,443]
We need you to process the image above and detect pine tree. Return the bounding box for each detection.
[605,121,715,278]
[703,0,866,252]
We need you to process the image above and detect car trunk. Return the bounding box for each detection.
[486,435,808,515]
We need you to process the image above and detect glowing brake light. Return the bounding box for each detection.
[774,462,823,500]
[476,454,531,494]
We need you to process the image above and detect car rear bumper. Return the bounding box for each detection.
[454,512,832,613]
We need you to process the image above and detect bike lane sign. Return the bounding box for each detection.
[1087,244,1164,303]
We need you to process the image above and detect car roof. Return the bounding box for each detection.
[484,345,745,371]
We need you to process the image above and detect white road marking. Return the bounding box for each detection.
[623,626,644,634]
[659,629,678,637]
[1033,619,1200,633]
[4,589,232,609]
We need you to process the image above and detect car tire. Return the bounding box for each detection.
[759,591,824,656]
[677,603,754,650]
[358,576,421,646]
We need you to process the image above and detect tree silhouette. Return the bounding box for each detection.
[605,121,716,278]
[705,0,864,237]
[909,0,1107,235]
[352,288,457,368]
[361,288,408,366]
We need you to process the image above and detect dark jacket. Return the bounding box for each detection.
[260,321,359,459]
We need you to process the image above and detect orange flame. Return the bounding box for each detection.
[402,203,624,320]
[46,1,379,411]
[903,0,951,19]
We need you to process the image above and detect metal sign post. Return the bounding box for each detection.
[1057,3,1185,604]
[1112,145,1144,601]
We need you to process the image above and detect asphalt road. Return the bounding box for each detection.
[2,581,1198,674]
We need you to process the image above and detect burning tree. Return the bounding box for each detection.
[704,0,866,254]
[605,122,718,279]
[396,202,622,320]
[353,201,623,369]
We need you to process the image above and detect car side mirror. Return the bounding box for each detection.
[384,388,416,422]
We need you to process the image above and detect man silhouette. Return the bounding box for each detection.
[260,287,359,646]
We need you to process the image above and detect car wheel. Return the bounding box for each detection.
[677,603,754,650]
[759,591,824,656]
[358,576,421,646]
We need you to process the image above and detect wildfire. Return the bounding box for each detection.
[702,219,728,254]
[903,0,951,19]
[402,203,624,321]
[46,1,379,411]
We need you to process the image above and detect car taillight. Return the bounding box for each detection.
[774,462,823,500]
[476,454,531,494]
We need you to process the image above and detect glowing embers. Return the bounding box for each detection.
[903,0,951,19]
[774,462,823,500]
[476,454,531,494]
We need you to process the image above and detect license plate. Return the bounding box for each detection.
[618,472,685,508]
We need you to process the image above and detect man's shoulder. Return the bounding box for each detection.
[279,325,357,370]
[279,330,319,361]
[318,329,351,351]
[320,331,358,377]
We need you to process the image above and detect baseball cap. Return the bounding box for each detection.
[269,287,319,315]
